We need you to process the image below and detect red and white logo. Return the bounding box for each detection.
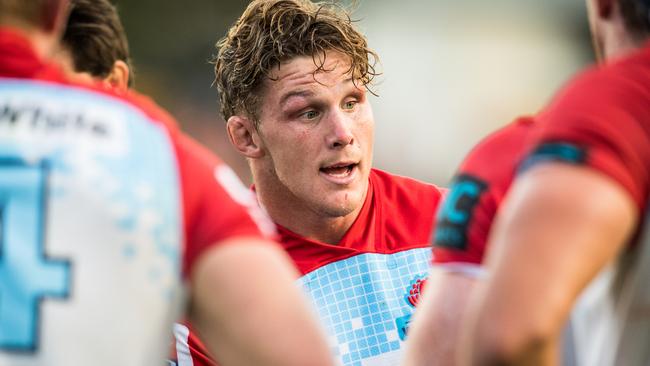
[405,276,428,307]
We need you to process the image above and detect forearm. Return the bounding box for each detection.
[404,266,480,366]
[461,278,561,366]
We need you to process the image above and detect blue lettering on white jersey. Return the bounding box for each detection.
[0,79,182,366]
[0,159,70,351]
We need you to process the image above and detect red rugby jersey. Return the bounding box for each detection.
[526,44,650,214]
[172,169,444,366]
[282,168,442,274]
[432,116,537,265]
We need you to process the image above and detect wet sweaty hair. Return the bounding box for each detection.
[213,0,379,124]
[62,0,134,86]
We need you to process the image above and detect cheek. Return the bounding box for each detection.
[357,105,375,132]
[357,115,375,146]
[271,132,317,176]
[357,116,375,166]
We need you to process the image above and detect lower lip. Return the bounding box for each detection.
[319,165,358,185]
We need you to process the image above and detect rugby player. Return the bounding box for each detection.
[404,116,537,365]
[59,0,132,91]
[0,0,332,364]
[172,0,446,365]
[459,0,650,364]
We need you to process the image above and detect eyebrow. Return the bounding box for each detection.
[278,78,358,106]
[279,90,315,107]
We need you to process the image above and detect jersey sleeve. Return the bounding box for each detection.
[433,117,536,265]
[522,60,650,212]
[432,174,495,265]
[171,323,217,366]
[119,90,276,278]
[174,133,276,277]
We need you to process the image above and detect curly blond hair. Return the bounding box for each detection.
[213,0,379,123]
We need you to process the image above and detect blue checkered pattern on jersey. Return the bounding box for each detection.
[298,248,432,366]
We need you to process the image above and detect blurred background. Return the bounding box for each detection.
[117,0,593,186]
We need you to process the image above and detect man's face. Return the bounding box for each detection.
[254,51,374,219]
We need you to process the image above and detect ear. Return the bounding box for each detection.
[105,60,130,92]
[596,0,615,18]
[226,115,265,159]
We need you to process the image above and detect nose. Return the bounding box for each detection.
[325,110,354,149]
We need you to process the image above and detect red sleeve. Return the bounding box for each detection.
[174,133,276,277]
[525,53,650,213]
[433,117,537,265]
[116,90,275,277]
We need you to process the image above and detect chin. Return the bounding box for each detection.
[320,204,356,218]
[318,193,363,218]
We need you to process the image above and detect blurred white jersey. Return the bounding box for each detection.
[0,27,271,366]
[0,79,183,365]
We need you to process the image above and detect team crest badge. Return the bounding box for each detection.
[395,274,428,341]
[405,276,428,307]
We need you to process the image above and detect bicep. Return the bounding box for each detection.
[483,163,638,338]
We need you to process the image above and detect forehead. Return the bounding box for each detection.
[265,52,355,93]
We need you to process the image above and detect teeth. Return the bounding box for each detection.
[322,165,352,177]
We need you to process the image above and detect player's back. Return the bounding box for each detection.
[0,40,183,365]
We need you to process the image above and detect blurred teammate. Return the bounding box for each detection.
[404,116,537,365]
[172,1,446,365]
[59,0,132,91]
[459,0,650,364]
[0,0,333,365]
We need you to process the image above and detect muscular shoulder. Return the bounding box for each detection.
[531,46,650,210]
[121,90,180,130]
[461,116,536,181]
[541,48,650,130]
[432,116,537,265]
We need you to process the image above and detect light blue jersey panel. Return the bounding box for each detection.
[0,80,181,365]
[298,248,432,366]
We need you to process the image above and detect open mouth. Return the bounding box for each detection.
[319,162,359,184]
[320,163,355,176]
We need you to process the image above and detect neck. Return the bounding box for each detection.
[29,32,55,61]
[603,30,643,61]
[252,167,366,245]
[600,6,646,62]
[2,20,56,60]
